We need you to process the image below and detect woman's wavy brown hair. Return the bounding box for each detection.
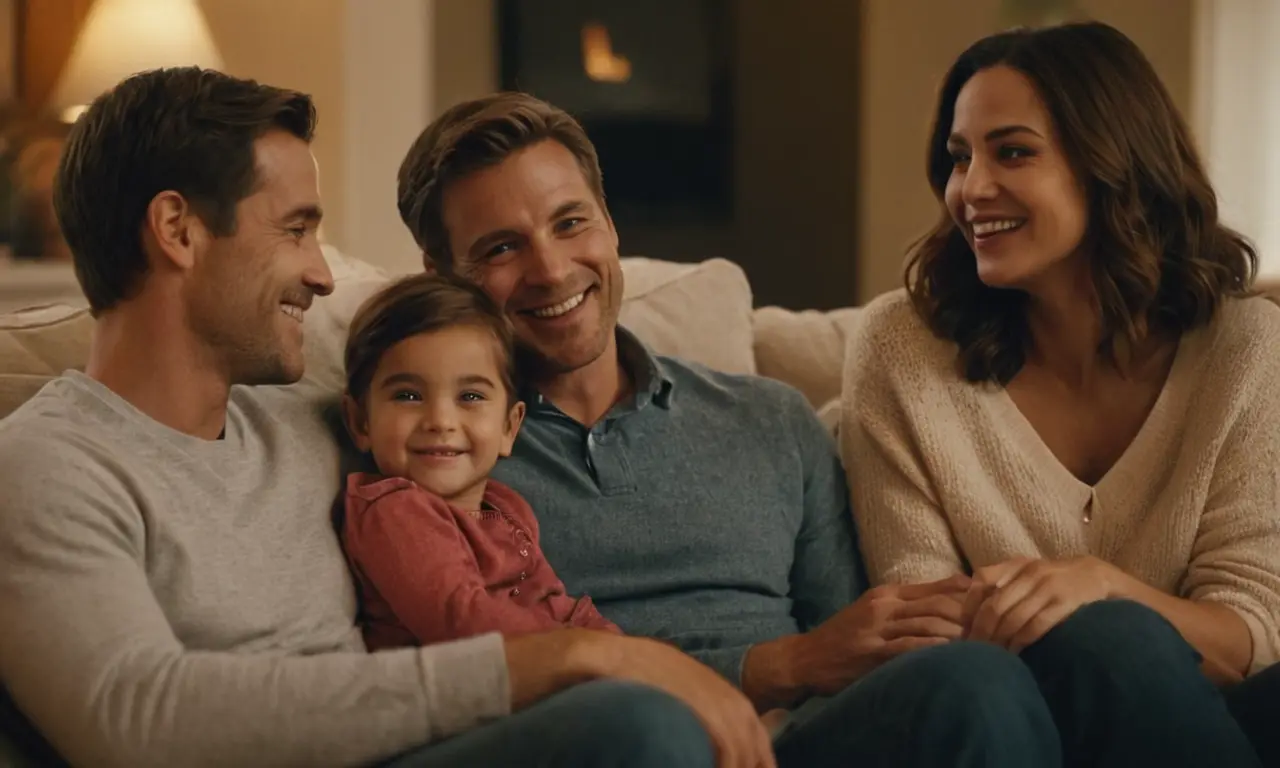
[905,21,1256,384]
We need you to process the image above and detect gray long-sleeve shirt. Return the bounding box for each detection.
[0,372,510,768]
[490,329,867,685]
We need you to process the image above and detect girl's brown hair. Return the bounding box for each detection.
[344,273,518,403]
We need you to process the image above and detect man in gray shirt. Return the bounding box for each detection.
[394,92,1062,767]
[0,68,774,768]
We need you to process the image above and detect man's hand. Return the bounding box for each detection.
[962,556,1117,652]
[506,630,776,768]
[744,574,971,708]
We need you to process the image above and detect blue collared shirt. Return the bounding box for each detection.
[491,328,867,685]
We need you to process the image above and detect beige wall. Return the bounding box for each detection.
[432,0,498,112]
[199,0,431,274]
[1190,0,1280,277]
[855,0,1195,303]
[199,0,348,248]
[343,0,433,274]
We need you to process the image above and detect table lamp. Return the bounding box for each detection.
[49,0,224,123]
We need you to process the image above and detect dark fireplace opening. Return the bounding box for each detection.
[498,0,735,236]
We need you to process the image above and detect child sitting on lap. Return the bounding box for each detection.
[339,273,620,650]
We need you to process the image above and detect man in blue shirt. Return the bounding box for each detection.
[394,92,1058,766]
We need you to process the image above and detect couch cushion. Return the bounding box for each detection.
[0,259,88,315]
[752,306,861,408]
[299,247,396,394]
[618,257,756,376]
[0,304,93,418]
[0,250,759,418]
[0,246,382,419]
[0,304,93,374]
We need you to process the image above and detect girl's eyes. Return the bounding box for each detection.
[384,389,492,404]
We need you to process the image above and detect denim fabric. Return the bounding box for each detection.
[1021,599,1261,768]
[380,681,714,768]
[774,641,1062,768]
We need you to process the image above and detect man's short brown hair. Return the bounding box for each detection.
[54,66,315,315]
[396,91,604,271]
[344,272,518,404]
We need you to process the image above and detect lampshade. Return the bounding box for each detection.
[49,0,224,123]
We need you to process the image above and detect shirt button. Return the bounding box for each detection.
[511,587,521,596]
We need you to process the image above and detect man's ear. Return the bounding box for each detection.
[421,250,438,276]
[341,392,373,453]
[141,191,203,271]
[499,400,526,457]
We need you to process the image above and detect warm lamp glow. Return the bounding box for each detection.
[50,0,224,122]
[59,104,90,124]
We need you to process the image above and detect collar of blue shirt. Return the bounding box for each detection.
[521,326,675,418]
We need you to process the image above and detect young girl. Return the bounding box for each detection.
[339,273,620,650]
[340,272,791,737]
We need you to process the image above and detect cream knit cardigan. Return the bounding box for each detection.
[840,289,1280,674]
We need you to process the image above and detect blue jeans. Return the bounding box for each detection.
[0,680,712,768]
[6,603,1273,767]
[386,643,1063,768]
[774,599,1269,767]
[379,680,714,768]
[774,640,1062,767]
[1226,652,1280,767]
[1017,599,1260,768]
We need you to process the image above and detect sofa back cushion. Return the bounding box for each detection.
[752,305,860,408]
[0,305,93,417]
[618,257,756,377]
[0,250,757,418]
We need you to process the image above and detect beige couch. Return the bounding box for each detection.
[0,259,87,315]
[0,246,861,421]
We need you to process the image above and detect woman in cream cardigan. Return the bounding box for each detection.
[843,21,1279,768]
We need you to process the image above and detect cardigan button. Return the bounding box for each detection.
[519,548,529,557]
[511,587,521,596]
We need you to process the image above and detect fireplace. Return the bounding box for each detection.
[498,0,735,226]
[494,1,864,310]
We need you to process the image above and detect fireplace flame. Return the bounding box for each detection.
[582,22,631,83]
